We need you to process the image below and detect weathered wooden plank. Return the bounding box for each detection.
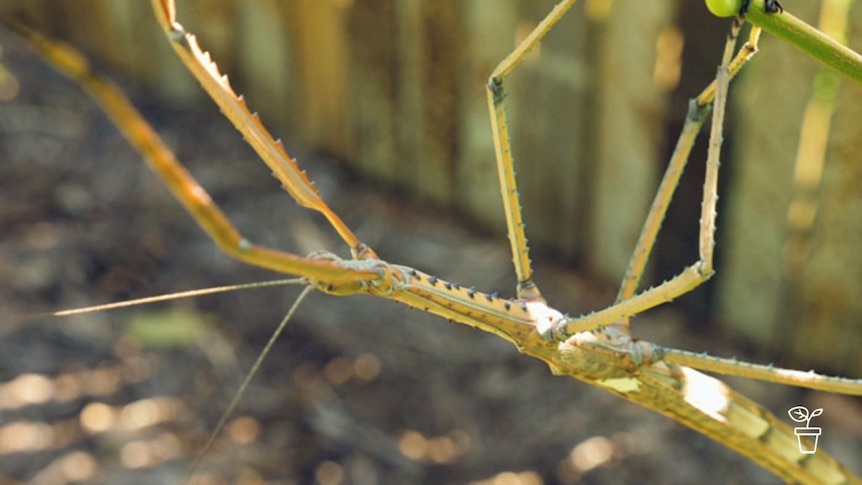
[236,1,296,140]
[287,0,351,158]
[588,0,676,279]
[506,0,593,260]
[716,26,808,341]
[346,0,399,183]
[456,0,519,230]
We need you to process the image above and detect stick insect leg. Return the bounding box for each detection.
[149,0,375,261]
[746,0,783,15]
[614,27,763,331]
[658,346,862,395]
[12,25,384,293]
[487,0,580,300]
[559,17,746,337]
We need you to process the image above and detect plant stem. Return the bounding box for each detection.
[744,0,862,84]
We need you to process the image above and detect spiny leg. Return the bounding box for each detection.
[11,25,382,291]
[656,1,862,396]
[150,0,374,260]
[658,346,862,395]
[615,26,763,330]
[6,23,373,483]
[487,0,580,300]
[556,16,747,337]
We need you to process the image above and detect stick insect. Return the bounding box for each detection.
[3,0,862,483]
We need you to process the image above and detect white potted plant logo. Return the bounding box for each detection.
[788,406,823,454]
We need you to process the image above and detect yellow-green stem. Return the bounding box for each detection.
[743,0,862,84]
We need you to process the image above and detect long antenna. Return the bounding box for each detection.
[15,279,307,320]
[184,285,315,484]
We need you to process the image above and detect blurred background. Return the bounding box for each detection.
[0,0,861,483]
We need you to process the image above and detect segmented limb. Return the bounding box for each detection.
[614,26,762,326]
[7,23,386,294]
[659,347,862,395]
[149,0,374,260]
[556,17,747,337]
[486,0,580,299]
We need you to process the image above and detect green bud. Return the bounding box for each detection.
[705,0,743,18]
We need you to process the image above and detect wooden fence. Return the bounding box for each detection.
[3,0,861,372]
